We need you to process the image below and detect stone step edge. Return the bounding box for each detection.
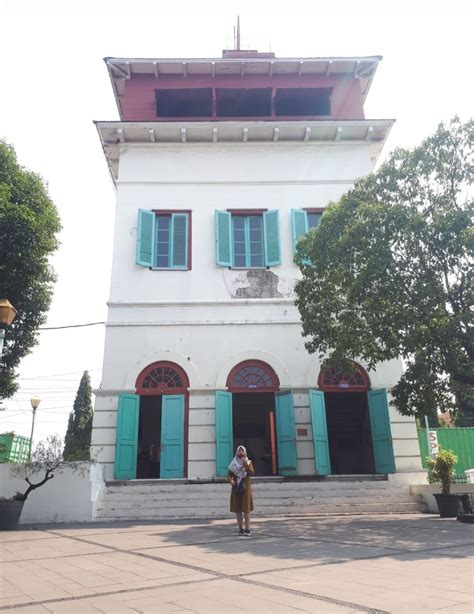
[98,495,420,506]
[104,485,409,494]
[102,488,413,497]
[95,508,425,520]
[105,476,389,487]
[97,503,424,515]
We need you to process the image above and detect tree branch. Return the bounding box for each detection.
[20,470,54,501]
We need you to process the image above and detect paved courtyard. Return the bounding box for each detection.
[0,513,473,613]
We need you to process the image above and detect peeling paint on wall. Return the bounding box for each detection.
[223,269,297,299]
[277,275,297,298]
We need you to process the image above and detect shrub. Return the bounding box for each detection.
[426,447,458,495]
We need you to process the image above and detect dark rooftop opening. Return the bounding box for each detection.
[216,88,272,117]
[155,88,213,118]
[275,88,332,116]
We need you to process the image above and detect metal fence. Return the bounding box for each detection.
[0,433,30,463]
[418,428,474,477]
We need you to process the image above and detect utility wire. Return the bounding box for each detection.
[18,369,101,380]
[17,378,91,383]
[10,409,74,413]
[39,322,105,330]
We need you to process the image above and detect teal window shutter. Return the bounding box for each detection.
[170,214,188,269]
[263,209,281,266]
[215,210,232,267]
[215,391,233,477]
[136,209,156,267]
[368,389,396,474]
[291,209,309,253]
[160,394,185,478]
[275,391,298,476]
[114,394,140,479]
[309,390,331,475]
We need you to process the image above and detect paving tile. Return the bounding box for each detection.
[433,603,474,613]
[45,602,103,613]
[6,607,52,614]
[79,596,145,613]
[1,514,473,614]
[145,605,187,613]
[0,531,52,543]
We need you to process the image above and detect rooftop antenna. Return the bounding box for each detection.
[236,15,241,51]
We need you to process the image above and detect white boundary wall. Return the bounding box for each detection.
[0,463,104,524]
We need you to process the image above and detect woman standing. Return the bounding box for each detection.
[228,445,254,536]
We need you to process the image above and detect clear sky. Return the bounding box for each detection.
[0,0,472,444]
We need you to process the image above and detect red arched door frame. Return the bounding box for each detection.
[135,361,190,478]
[226,359,280,393]
[317,361,371,393]
[226,359,280,476]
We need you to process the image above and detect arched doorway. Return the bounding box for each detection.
[318,362,374,474]
[113,361,189,480]
[215,360,297,478]
[227,360,279,477]
[135,362,189,479]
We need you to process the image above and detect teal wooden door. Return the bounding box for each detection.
[160,394,185,479]
[309,390,331,475]
[275,391,298,476]
[368,389,396,474]
[114,394,140,479]
[215,391,233,477]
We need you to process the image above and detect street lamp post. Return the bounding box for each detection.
[29,395,41,461]
[0,299,18,358]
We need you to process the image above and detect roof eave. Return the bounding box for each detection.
[95,118,394,186]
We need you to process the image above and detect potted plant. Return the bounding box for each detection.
[427,447,460,518]
[0,435,82,530]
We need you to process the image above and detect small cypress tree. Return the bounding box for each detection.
[63,411,74,456]
[63,371,93,461]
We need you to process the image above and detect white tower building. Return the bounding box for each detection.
[92,48,423,487]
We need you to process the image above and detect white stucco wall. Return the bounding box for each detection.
[0,463,104,524]
[92,140,422,481]
[108,143,373,303]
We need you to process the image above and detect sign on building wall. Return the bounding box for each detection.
[428,430,439,457]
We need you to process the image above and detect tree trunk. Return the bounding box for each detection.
[20,472,54,501]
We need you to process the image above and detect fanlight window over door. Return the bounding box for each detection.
[318,362,370,392]
[136,361,189,395]
[227,360,279,393]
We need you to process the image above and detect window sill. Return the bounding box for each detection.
[228,267,270,271]
[150,267,190,271]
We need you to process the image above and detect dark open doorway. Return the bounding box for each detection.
[233,392,278,476]
[325,392,375,474]
[137,395,162,479]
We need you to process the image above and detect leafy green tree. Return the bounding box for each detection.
[63,371,93,460]
[0,141,61,398]
[295,117,473,424]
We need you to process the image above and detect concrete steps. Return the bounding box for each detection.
[95,479,426,521]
